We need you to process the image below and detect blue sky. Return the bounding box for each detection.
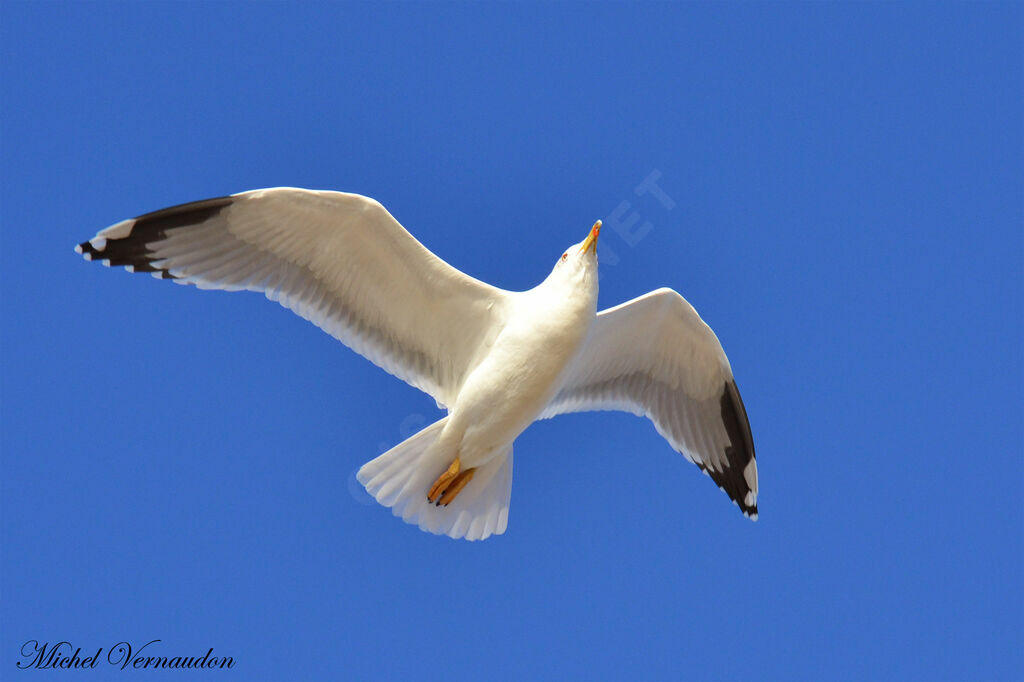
[2,2,1021,680]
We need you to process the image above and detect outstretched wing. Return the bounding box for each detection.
[542,288,758,518]
[76,188,508,407]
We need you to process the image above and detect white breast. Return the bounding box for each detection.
[448,281,596,466]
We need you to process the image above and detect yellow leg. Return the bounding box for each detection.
[438,468,476,506]
[427,457,461,503]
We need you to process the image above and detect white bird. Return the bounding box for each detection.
[77,188,758,541]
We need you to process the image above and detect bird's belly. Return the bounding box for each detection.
[450,323,584,466]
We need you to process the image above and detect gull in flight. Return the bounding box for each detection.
[77,188,758,541]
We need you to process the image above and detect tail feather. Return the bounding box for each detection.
[357,418,513,541]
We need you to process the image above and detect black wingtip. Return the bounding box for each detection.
[703,379,758,519]
[76,195,234,278]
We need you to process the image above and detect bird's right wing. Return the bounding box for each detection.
[76,188,509,407]
[541,288,758,518]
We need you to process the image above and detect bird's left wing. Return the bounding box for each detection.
[541,288,758,518]
[76,188,508,408]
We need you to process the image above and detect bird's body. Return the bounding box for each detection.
[77,187,757,541]
[445,256,599,470]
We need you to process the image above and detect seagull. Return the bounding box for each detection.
[77,188,758,541]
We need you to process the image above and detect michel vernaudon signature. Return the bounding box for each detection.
[17,640,235,671]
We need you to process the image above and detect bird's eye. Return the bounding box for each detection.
[560,253,567,262]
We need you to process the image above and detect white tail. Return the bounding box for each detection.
[357,417,513,541]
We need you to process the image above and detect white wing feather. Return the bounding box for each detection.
[77,188,509,407]
[542,288,759,518]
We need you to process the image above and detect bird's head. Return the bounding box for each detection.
[547,220,601,291]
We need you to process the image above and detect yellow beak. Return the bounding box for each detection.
[579,220,601,255]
